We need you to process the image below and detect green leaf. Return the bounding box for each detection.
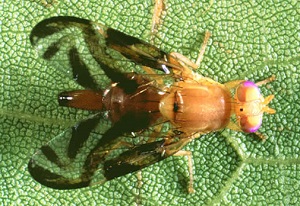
[1,0,299,205]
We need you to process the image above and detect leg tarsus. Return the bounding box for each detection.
[169,31,211,70]
[150,0,165,43]
[195,31,211,67]
[169,52,199,70]
[174,150,195,193]
[136,170,143,195]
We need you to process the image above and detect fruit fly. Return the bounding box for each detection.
[28,16,276,193]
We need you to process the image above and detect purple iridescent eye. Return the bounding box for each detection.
[236,81,263,133]
[236,81,260,102]
[240,115,262,133]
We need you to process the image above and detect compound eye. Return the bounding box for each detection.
[235,81,263,133]
[240,115,262,133]
[236,81,261,102]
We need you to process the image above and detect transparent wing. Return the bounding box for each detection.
[29,114,108,189]
[30,16,177,90]
[28,113,190,189]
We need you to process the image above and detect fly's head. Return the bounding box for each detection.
[233,81,276,133]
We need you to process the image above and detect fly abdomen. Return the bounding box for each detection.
[58,90,103,110]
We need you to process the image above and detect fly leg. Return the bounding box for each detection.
[170,31,211,70]
[141,66,165,86]
[169,31,211,71]
[160,136,197,193]
[164,0,214,71]
[150,0,166,44]
[173,150,195,193]
[135,170,143,206]
[168,31,211,80]
[149,0,212,81]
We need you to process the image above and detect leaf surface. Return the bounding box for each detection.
[1,0,299,205]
